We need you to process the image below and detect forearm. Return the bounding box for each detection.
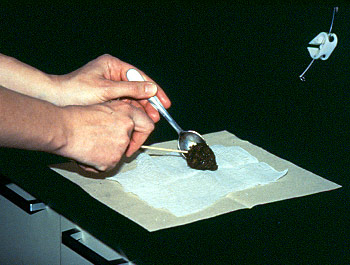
[0,53,59,103]
[0,86,66,153]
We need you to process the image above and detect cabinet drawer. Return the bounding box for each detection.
[61,217,131,264]
[0,182,61,265]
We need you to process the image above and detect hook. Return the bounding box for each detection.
[299,7,338,81]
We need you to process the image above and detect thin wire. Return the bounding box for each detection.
[329,7,338,33]
[299,59,315,81]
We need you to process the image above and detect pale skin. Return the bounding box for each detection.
[0,54,171,172]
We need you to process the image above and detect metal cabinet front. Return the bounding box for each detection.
[60,217,129,264]
[0,183,61,265]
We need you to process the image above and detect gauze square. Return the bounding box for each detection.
[108,145,288,216]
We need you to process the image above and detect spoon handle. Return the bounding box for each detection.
[126,69,183,134]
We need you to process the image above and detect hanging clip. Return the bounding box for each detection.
[299,7,338,81]
[307,32,338,60]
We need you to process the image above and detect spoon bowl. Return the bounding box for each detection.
[178,130,206,155]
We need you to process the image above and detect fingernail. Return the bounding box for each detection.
[145,83,157,95]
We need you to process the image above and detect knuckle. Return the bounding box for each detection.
[97,164,108,172]
[118,102,133,112]
[98,152,123,172]
[97,54,121,66]
[108,155,121,168]
[118,134,131,147]
[98,53,112,61]
[146,121,155,132]
[120,117,135,131]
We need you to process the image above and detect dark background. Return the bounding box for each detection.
[0,2,349,264]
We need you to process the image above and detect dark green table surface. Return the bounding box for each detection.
[0,2,349,264]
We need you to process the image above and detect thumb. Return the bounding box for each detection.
[103,81,157,100]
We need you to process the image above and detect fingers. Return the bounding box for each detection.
[103,80,158,101]
[105,56,172,107]
[122,103,155,157]
[88,54,172,109]
[122,98,161,122]
[95,55,172,123]
[142,100,161,122]
[110,78,170,123]
[133,73,171,109]
[121,69,172,109]
[77,163,100,173]
[98,101,154,166]
[104,80,171,112]
[60,100,155,173]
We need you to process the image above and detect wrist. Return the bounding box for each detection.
[45,74,67,106]
[0,54,65,105]
[50,105,71,156]
[52,105,81,160]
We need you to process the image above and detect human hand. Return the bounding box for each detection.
[58,100,155,172]
[53,54,171,122]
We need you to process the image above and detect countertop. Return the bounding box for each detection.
[0,147,348,264]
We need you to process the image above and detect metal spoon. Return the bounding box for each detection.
[126,69,206,155]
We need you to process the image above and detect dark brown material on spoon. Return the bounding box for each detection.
[185,143,218,171]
